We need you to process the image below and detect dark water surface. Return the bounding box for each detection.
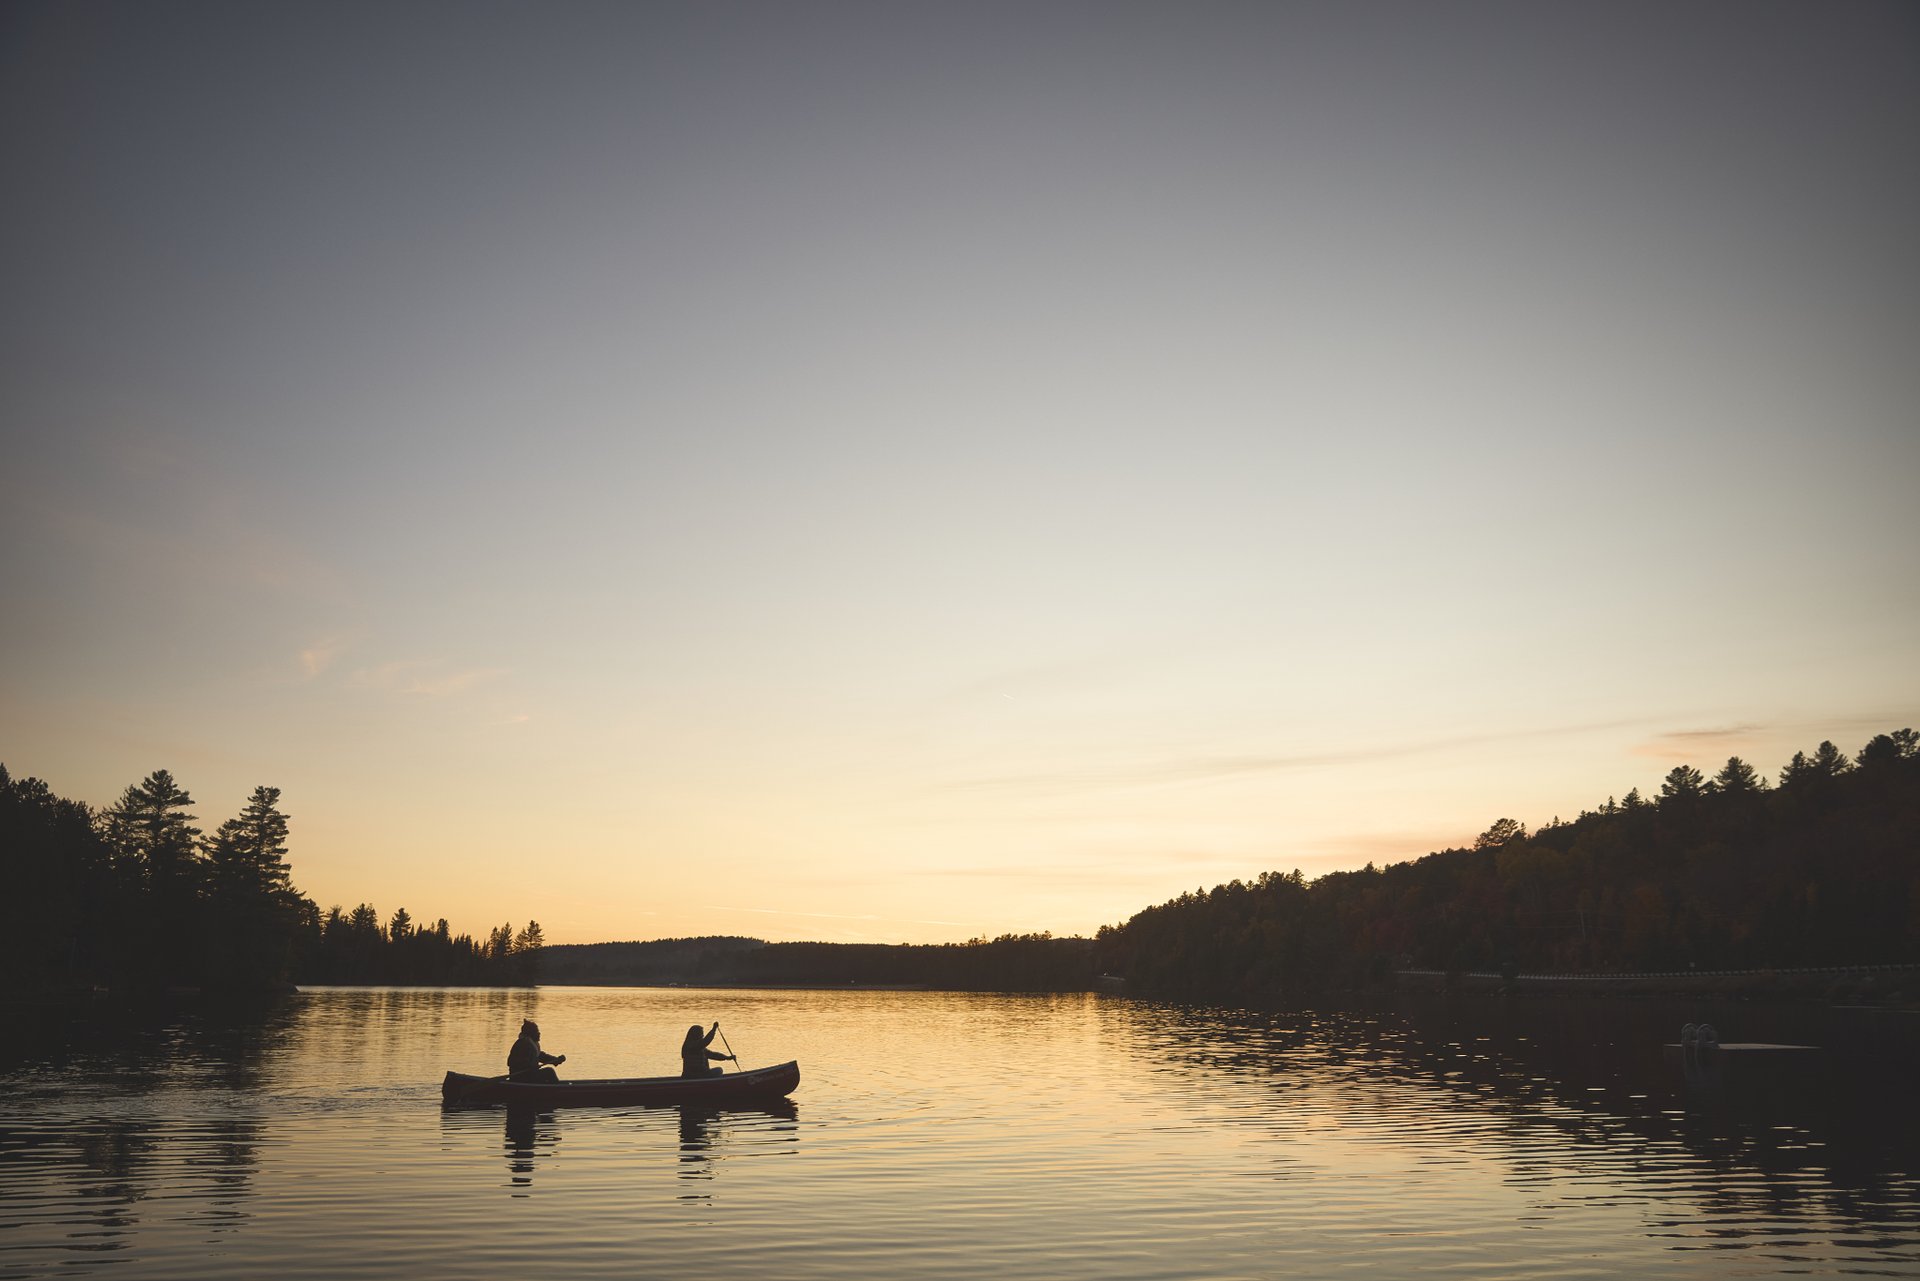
[2,987,1917,1279]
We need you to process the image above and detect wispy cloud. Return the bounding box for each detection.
[1629,713,1920,764]
[1632,724,1766,761]
[299,636,349,679]
[945,717,1652,796]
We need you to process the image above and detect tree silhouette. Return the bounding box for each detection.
[104,769,201,896]
[102,770,203,983]
[1714,756,1764,794]
[1859,732,1911,771]
[1474,818,1527,850]
[1659,764,1706,803]
[201,787,305,989]
[205,786,292,898]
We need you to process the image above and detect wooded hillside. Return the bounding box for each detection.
[1095,731,1920,999]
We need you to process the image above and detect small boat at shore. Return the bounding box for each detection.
[441,1060,801,1108]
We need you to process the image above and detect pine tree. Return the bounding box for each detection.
[1659,764,1706,804]
[201,786,304,990]
[510,920,546,984]
[101,770,204,985]
[1473,818,1526,850]
[103,769,202,895]
[204,786,292,897]
[1811,740,1853,777]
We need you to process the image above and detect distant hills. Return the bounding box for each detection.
[540,933,1094,991]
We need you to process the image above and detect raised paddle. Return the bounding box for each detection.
[715,1023,739,1072]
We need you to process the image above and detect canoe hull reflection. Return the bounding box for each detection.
[441,1059,800,1107]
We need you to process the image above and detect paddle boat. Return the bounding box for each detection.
[442,1059,800,1108]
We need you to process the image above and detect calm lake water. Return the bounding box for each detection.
[3,986,1917,1279]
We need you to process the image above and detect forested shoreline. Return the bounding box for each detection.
[5,728,1916,1002]
[0,766,544,995]
[1093,730,1920,1001]
[538,934,1095,991]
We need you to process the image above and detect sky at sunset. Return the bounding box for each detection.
[3,2,1916,946]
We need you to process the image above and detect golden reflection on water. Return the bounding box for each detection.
[0,987,1915,1279]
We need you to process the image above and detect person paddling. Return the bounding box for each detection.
[508,1018,566,1083]
[681,1022,735,1078]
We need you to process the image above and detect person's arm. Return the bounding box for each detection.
[705,1048,733,1062]
[701,1023,719,1047]
[539,1049,566,1065]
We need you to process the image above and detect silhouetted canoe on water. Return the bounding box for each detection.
[441,1060,800,1107]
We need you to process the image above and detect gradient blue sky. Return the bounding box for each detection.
[3,1,1916,944]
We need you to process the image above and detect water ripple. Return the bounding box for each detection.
[0,989,1915,1279]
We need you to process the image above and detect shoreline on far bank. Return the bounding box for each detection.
[1393,962,1919,1006]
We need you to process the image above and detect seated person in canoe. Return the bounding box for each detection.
[508,1018,566,1083]
[681,1022,736,1078]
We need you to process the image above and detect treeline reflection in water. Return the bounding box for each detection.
[0,999,299,1273]
[1111,995,1920,1268]
[0,987,1915,1279]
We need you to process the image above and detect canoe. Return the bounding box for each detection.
[441,1059,800,1107]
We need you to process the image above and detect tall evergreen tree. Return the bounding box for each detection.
[204,786,292,897]
[201,786,305,990]
[101,769,203,985]
[1714,756,1763,793]
[511,919,547,982]
[1659,764,1706,804]
[103,769,201,895]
